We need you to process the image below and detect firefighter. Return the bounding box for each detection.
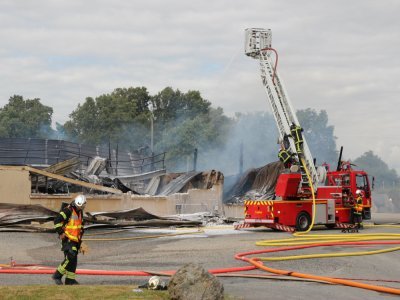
[52,194,86,285]
[278,145,293,168]
[290,123,304,155]
[352,190,364,229]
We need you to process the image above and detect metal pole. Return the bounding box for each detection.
[151,114,154,154]
[193,148,198,171]
[116,143,119,176]
[239,142,243,175]
[337,146,343,171]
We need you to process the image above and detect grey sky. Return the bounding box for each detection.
[1,0,399,174]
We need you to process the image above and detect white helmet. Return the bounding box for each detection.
[74,195,87,208]
[355,189,362,195]
[148,276,160,290]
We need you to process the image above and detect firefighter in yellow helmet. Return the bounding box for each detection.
[52,195,86,285]
[352,190,364,229]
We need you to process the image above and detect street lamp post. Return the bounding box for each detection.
[149,106,155,171]
[148,103,154,154]
[150,112,154,154]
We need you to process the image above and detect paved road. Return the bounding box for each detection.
[0,213,399,299]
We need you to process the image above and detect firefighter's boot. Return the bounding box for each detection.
[52,271,63,285]
[65,278,79,285]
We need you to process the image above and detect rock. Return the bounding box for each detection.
[168,263,224,300]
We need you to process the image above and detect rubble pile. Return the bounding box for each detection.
[224,161,284,203]
[0,203,202,232]
[27,156,221,197]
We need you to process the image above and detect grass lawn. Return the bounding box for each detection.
[0,285,169,300]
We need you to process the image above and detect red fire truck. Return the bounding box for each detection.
[242,29,372,232]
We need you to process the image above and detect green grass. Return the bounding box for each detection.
[0,285,169,300]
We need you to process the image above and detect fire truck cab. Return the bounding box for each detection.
[326,163,372,220]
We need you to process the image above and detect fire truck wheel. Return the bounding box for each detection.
[295,211,311,231]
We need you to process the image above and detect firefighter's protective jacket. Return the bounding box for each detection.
[54,205,84,243]
[290,124,304,144]
[354,196,364,215]
[278,149,291,164]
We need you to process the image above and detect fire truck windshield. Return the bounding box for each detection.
[356,173,369,190]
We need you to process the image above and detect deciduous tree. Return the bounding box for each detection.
[0,95,53,138]
[297,108,337,165]
[63,87,151,147]
[353,151,399,188]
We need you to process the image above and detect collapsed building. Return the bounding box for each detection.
[0,137,301,228]
[0,138,224,228]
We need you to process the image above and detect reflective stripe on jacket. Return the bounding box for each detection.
[278,149,291,163]
[290,125,303,144]
[64,208,83,242]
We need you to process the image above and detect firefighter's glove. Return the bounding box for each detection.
[79,242,89,255]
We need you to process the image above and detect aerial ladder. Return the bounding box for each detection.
[239,28,372,232]
[244,28,319,192]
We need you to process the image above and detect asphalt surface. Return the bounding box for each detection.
[1,213,400,300]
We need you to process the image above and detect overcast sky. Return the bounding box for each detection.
[1,0,399,174]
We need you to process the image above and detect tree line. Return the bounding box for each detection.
[0,87,398,193]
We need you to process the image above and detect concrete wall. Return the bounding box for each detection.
[0,166,31,204]
[30,194,120,212]
[30,191,223,216]
[223,204,245,220]
[0,166,224,217]
[167,185,223,215]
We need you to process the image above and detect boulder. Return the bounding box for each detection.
[168,263,224,300]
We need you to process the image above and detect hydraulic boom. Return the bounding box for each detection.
[245,28,319,191]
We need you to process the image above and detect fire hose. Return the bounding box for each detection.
[1,158,400,295]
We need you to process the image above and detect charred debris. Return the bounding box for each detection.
[0,138,224,230]
[0,138,288,229]
[0,137,221,197]
[223,161,284,204]
[0,203,202,232]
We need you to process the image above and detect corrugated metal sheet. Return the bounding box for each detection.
[158,171,202,196]
[224,161,284,203]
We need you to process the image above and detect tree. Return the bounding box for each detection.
[353,151,399,188]
[151,87,211,130]
[297,109,337,165]
[63,87,151,147]
[0,95,53,138]
[151,88,229,170]
[62,86,231,172]
[354,151,400,211]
